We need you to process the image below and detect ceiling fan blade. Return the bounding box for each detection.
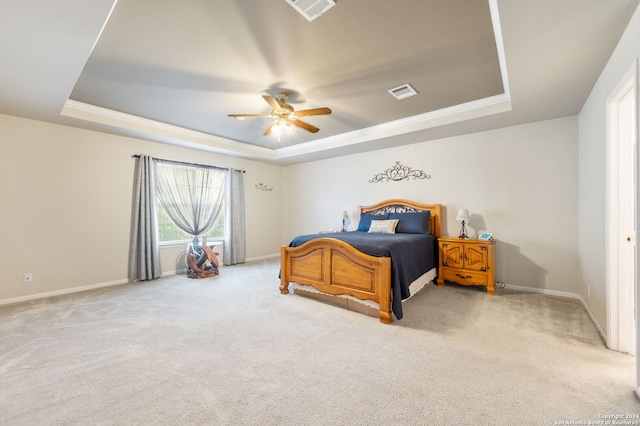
[290,118,319,133]
[263,121,277,136]
[228,113,271,118]
[262,95,282,112]
[293,107,332,117]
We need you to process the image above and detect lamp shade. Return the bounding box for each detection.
[456,209,470,221]
[341,210,349,219]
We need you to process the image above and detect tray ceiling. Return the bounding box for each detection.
[1,0,638,164]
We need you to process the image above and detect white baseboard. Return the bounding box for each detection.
[1,255,281,307]
[162,269,185,276]
[503,282,579,299]
[503,282,607,343]
[246,253,280,262]
[0,278,129,307]
[577,296,607,343]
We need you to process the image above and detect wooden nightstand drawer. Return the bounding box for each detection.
[441,268,488,286]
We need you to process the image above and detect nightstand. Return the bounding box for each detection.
[437,237,496,295]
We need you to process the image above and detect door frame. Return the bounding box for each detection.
[606,62,637,355]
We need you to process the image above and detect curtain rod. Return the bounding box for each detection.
[131,155,245,173]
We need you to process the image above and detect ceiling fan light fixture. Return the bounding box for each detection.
[273,119,295,134]
[282,120,295,133]
[228,92,331,136]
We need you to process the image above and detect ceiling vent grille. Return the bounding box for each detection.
[388,84,418,100]
[286,0,336,22]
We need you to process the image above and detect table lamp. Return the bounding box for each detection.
[341,210,348,232]
[456,208,470,239]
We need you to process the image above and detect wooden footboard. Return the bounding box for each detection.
[280,238,392,324]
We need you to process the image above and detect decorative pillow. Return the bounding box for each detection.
[389,211,431,234]
[368,219,399,234]
[357,213,389,232]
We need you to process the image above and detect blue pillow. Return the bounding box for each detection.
[357,213,389,232]
[389,211,431,234]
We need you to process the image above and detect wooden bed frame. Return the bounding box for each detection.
[279,199,442,324]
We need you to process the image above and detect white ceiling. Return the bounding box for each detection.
[1,0,638,165]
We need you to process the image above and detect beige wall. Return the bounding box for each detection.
[283,116,579,294]
[0,111,581,304]
[0,98,594,307]
[578,3,640,332]
[0,114,282,302]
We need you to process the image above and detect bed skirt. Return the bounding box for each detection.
[289,267,438,318]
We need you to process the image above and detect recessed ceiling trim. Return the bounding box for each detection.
[489,0,510,96]
[274,93,512,159]
[60,93,511,164]
[61,100,277,160]
[86,0,119,57]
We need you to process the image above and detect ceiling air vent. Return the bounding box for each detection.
[388,84,418,100]
[286,0,336,22]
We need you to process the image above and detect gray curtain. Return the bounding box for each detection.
[128,155,162,281]
[224,168,246,265]
[155,161,225,239]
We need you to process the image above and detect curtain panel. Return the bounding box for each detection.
[128,155,162,281]
[224,168,246,265]
[155,162,225,239]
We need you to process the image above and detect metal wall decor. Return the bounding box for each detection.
[255,183,273,192]
[369,161,431,183]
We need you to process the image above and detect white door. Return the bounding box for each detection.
[607,64,637,356]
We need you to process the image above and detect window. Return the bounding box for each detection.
[157,203,224,244]
[155,162,226,244]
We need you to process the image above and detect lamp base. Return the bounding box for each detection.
[459,221,469,239]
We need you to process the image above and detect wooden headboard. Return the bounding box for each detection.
[359,199,442,238]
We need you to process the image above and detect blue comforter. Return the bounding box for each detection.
[288,232,438,320]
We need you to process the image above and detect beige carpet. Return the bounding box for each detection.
[0,258,638,425]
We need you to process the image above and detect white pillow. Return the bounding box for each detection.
[368,219,399,234]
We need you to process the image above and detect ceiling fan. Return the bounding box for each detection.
[228,93,332,136]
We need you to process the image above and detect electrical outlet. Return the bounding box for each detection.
[23,273,32,283]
